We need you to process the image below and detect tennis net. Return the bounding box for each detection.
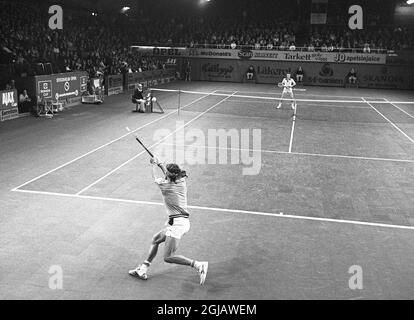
[149,88,414,124]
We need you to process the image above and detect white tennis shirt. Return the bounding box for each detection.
[155,178,190,219]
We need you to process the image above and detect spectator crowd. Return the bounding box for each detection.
[0,0,168,79]
[0,0,413,82]
[303,24,413,54]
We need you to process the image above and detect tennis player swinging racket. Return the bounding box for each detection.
[276,73,297,110]
[129,156,208,285]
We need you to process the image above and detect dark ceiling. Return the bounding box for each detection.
[17,0,399,14]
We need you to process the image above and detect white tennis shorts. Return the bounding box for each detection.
[282,88,294,97]
[165,217,190,239]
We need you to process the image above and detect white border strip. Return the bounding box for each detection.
[11,91,217,191]
[11,189,414,231]
[292,150,414,163]
[362,97,414,144]
[288,105,297,153]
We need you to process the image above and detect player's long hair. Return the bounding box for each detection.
[166,163,188,183]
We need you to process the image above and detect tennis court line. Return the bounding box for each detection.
[11,91,218,192]
[288,105,297,153]
[362,97,414,144]
[301,103,369,109]
[75,92,238,195]
[11,188,414,231]
[158,142,414,163]
[383,98,414,119]
[291,150,414,163]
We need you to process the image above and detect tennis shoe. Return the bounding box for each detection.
[128,265,148,280]
[276,104,282,109]
[197,261,208,285]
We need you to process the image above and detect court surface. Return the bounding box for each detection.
[0,81,413,299]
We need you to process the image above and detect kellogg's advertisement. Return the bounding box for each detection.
[197,61,238,81]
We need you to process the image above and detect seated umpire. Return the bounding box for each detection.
[132,83,146,113]
[246,65,255,80]
[295,66,304,83]
[347,68,357,84]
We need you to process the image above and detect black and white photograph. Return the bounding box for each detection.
[0,0,414,310]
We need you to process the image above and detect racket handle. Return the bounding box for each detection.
[157,162,166,173]
[147,149,154,158]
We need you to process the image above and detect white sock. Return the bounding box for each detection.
[140,261,150,271]
[192,260,201,271]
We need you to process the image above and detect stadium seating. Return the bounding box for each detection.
[0,0,413,86]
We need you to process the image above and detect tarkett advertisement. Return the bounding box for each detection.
[0,89,19,121]
[35,71,88,101]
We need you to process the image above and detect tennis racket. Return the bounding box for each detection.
[125,127,154,157]
[125,127,166,171]
[278,82,306,92]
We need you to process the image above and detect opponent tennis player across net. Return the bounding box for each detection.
[129,157,208,285]
[276,73,297,110]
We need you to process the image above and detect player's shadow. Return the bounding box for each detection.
[181,246,271,296]
[144,240,271,296]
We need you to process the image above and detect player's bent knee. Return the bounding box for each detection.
[163,249,177,263]
[152,233,165,245]
[153,237,163,245]
[163,256,174,263]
